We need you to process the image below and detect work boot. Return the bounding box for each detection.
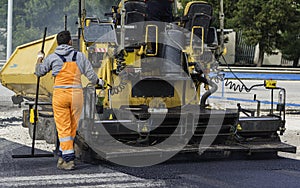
[57,160,75,170]
[56,157,64,168]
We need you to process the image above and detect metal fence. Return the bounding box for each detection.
[281,58,293,66]
[235,31,256,65]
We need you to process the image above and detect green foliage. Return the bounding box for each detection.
[0,0,8,58]
[0,0,119,57]
[233,0,299,65]
[276,1,300,64]
[177,0,190,16]
[14,1,72,48]
[234,0,296,53]
[0,0,7,27]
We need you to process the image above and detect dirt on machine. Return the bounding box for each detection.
[0,0,296,166]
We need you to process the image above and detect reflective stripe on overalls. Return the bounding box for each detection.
[52,51,83,162]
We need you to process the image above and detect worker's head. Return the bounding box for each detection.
[57,30,72,45]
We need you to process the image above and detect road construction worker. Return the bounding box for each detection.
[35,30,104,170]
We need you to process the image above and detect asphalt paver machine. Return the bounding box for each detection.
[0,0,296,165]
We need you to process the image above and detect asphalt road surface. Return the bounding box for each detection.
[0,135,300,188]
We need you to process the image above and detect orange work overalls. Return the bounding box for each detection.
[52,51,83,161]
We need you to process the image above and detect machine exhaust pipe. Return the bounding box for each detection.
[200,79,218,110]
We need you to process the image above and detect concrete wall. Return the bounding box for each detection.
[254,44,294,66]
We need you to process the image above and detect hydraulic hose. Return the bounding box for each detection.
[200,79,218,110]
[211,54,264,93]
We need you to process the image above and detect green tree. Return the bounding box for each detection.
[233,0,297,66]
[13,0,78,49]
[0,0,8,59]
[0,0,119,57]
[276,1,300,67]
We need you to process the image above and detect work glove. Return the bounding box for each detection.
[97,78,107,89]
[37,51,45,60]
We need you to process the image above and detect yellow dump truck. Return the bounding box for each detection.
[0,36,57,101]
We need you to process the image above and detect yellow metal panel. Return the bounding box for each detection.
[0,35,57,100]
[110,79,199,109]
[264,80,277,89]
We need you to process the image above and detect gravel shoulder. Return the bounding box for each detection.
[0,106,54,152]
